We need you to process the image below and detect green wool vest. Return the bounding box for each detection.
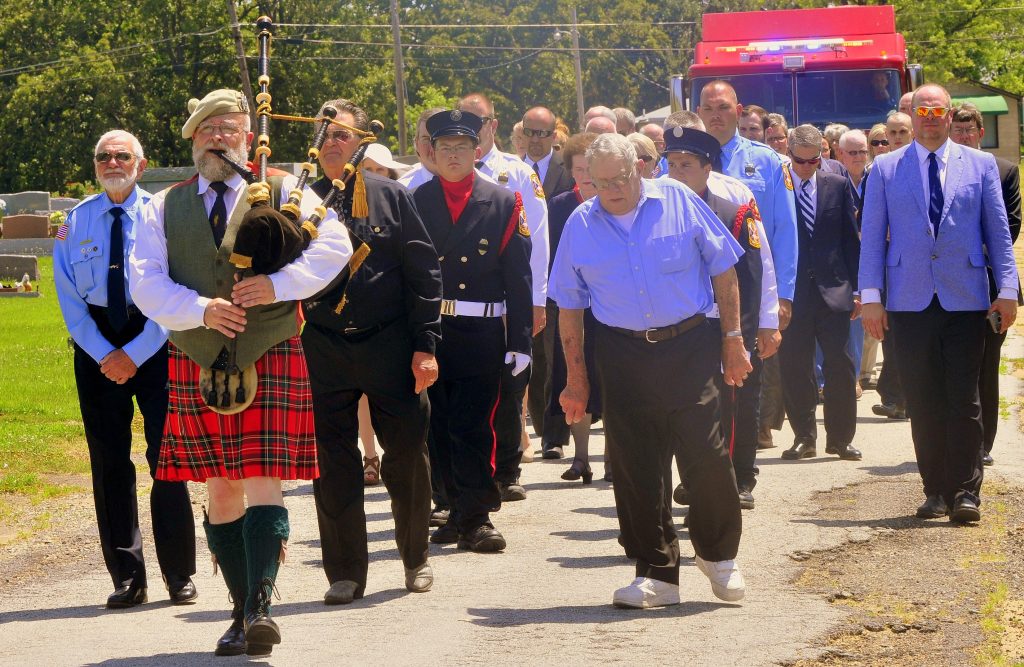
[163,176,297,369]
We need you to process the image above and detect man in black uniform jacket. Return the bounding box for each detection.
[300,99,443,604]
[412,110,533,552]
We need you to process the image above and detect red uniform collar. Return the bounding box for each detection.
[440,172,475,223]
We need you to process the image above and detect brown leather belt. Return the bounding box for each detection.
[606,313,706,343]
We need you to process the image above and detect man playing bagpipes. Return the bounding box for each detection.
[128,85,351,656]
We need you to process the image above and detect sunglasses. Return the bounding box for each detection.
[870,139,889,147]
[637,154,655,163]
[196,123,243,138]
[845,150,869,157]
[94,151,135,163]
[592,171,632,190]
[913,106,949,118]
[522,127,554,138]
[326,129,354,143]
[789,153,821,166]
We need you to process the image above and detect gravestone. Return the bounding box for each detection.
[1,214,50,239]
[0,191,50,214]
[50,197,81,211]
[0,254,39,281]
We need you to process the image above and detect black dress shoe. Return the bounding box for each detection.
[214,618,246,656]
[498,480,527,501]
[825,443,863,461]
[982,452,994,466]
[107,582,147,608]
[429,505,450,527]
[872,403,907,419]
[673,483,689,506]
[542,445,564,460]
[915,494,948,519]
[165,575,198,604]
[457,524,506,552]
[781,441,816,460]
[430,522,459,544]
[738,488,755,510]
[950,497,981,524]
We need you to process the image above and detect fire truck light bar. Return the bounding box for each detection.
[715,38,874,54]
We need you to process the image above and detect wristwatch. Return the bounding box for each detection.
[723,330,743,338]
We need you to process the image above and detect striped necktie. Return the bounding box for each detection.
[927,152,943,236]
[797,178,816,235]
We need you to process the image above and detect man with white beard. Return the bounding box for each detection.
[54,129,198,610]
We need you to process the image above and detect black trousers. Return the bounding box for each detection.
[979,323,1007,453]
[890,298,986,504]
[526,301,570,451]
[877,330,905,408]
[303,321,431,587]
[73,343,195,589]
[778,290,857,447]
[492,362,531,486]
[428,371,502,533]
[758,355,786,432]
[596,320,742,586]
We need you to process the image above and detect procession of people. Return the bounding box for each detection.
[53,74,1020,656]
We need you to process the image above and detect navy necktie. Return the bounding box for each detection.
[796,179,816,235]
[106,207,129,332]
[927,153,943,236]
[209,181,229,246]
[532,160,541,178]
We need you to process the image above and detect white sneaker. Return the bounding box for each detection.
[694,556,745,602]
[612,577,680,609]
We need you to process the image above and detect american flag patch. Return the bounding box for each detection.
[55,224,69,241]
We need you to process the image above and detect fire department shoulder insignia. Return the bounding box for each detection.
[781,162,794,191]
[518,202,530,237]
[530,172,545,199]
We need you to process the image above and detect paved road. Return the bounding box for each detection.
[1,334,1022,666]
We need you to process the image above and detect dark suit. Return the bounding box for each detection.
[779,171,861,448]
[535,151,574,200]
[302,174,441,592]
[980,158,1022,453]
[413,175,532,534]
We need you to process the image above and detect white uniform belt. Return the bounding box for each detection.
[440,299,505,317]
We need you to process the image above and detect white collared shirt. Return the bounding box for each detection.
[793,170,818,207]
[525,150,553,185]
[913,138,951,206]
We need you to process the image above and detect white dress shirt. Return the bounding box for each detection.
[525,150,553,186]
[129,172,352,332]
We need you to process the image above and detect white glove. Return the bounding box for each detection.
[504,351,531,377]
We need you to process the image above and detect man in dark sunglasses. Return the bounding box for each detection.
[54,129,198,612]
[522,106,573,202]
[860,84,1019,524]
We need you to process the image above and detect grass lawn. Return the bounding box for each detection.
[0,256,91,503]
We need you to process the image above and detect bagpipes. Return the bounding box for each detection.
[199,15,383,415]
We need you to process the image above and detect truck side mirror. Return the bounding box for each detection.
[907,64,924,91]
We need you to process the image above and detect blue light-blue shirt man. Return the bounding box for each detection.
[55,183,167,368]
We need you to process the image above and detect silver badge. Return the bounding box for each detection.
[451,110,463,121]
[673,126,684,138]
[744,162,756,177]
[239,93,249,114]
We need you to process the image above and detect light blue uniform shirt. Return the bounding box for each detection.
[721,132,799,301]
[550,178,743,330]
[54,187,168,366]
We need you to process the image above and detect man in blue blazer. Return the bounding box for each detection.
[860,84,1019,523]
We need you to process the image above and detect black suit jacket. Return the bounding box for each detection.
[794,171,861,313]
[413,175,533,380]
[540,152,574,200]
[993,157,1022,303]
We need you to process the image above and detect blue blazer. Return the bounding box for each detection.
[859,141,1018,312]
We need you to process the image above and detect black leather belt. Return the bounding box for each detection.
[606,313,706,343]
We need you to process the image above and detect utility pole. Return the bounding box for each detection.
[226,0,255,129]
[571,7,585,131]
[391,0,408,155]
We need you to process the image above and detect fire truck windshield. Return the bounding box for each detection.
[692,69,901,129]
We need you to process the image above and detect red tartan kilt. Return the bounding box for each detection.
[157,337,318,482]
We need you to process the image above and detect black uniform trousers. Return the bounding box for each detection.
[676,321,762,492]
[596,320,742,585]
[492,362,531,486]
[980,324,1008,453]
[304,320,431,587]
[525,301,570,453]
[890,297,986,505]
[778,290,857,447]
[876,331,906,408]
[73,339,195,590]
[428,372,502,534]
[758,355,786,432]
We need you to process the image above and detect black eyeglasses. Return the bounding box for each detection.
[95,151,135,163]
[523,127,554,138]
[870,139,889,147]
[789,153,821,165]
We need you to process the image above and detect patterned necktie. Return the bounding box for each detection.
[797,178,816,235]
[106,207,129,332]
[209,181,229,246]
[927,152,943,236]
[532,160,541,178]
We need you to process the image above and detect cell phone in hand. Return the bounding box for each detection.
[987,310,1002,334]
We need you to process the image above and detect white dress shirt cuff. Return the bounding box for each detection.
[860,288,882,304]
[997,287,1019,301]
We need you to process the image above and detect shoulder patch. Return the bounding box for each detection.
[781,163,794,191]
[55,223,69,241]
[530,172,545,199]
[518,201,530,237]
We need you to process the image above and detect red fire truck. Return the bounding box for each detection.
[671,5,924,129]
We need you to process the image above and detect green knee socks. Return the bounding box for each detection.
[203,514,247,620]
[243,505,290,619]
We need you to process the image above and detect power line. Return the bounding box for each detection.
[280,35,684,52]
[274,20,697,29]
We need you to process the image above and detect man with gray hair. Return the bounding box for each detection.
[584,105,617,127]
[398,107,447,190]
[779,124,862,463]
[584,115,617,134]
[551,132,749,608]
[612,106,636,135]
[55,129,198,610]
